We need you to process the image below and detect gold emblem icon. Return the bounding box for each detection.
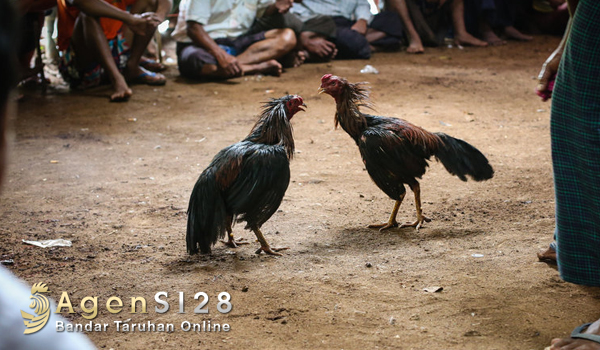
[21,282,51,334]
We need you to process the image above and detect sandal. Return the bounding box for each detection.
[571,323,600,344]
[140,58,167,73]
[129,68,166,86]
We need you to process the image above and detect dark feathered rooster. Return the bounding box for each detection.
[319,74,493,230]
[187,95,306,256]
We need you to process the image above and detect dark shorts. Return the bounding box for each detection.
[250,13,336,39]
[333,12,404,59]
[176,31,266,79]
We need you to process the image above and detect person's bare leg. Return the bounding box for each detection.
[235,28,297,76]
[122,0,170,83]
[405,0,437,45]
[366,28,386,43]
[451,0,488,47]
[366,28,387,52]
[387,0,424,53]
[549,318,600,350]
[194,29,296,79]
[72,13,132,101]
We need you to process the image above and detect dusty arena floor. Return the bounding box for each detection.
[3,36,600,349]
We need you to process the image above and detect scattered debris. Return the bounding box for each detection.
[423,286,443,293]
[360,65,379,74]
[471,253,484,258]
[22,239,72,248]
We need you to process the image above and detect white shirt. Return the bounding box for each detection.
[173,0,275,42]
[0,267,96,350]
[291,0,373,23]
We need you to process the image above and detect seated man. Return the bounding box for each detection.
[57,0,171,102]
[172,0,298,79]
[291,0,404,60]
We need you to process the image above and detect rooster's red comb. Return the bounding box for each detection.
[321,74,333,82]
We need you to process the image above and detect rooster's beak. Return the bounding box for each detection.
[298,103,307,112]
[317,86,325,94]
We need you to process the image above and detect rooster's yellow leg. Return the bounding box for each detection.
[368,193,405,232]
[221,215,249,248]
[400,183,431,230]
[252,227,289,256]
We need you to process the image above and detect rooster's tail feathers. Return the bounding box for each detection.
[186,173,228,255]
[433,133,494,182]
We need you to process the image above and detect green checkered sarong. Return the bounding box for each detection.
[551,0,600,286]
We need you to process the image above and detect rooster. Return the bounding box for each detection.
[187,95,306,256]
[319,74,493,230]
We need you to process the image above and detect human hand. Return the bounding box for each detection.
[128,12,160,36]
[536,49,562,101]
[351,19,367,36]
[216,51,242,77]
[275,0,293,13]
[305,37,337,58]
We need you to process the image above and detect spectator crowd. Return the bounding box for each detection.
[15,0,568,101]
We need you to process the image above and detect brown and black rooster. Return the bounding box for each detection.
[186,95,306,256]
[319,74,493,230]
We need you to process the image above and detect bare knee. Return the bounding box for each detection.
[279,28,297,51]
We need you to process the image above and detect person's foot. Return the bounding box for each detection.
[549,319,600,349]
[504,26,533,41]
[537,245,557,264]
[293,50,306,67]
[245,60,282,77]
[481,30,506,46]
[454,32,488,47]
[110,80,133,103]
[280,50,306,68]
[406,40,425,54]
[126,66,166,86]
[140,57,167,72]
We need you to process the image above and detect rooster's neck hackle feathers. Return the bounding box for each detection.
[335,82,372,140]
[246,98,295,159]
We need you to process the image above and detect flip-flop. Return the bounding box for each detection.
[571,323,600,344]
[140,59,167,72]
[130,69,166,86]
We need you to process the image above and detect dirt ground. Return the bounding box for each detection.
[3,35,600,350]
